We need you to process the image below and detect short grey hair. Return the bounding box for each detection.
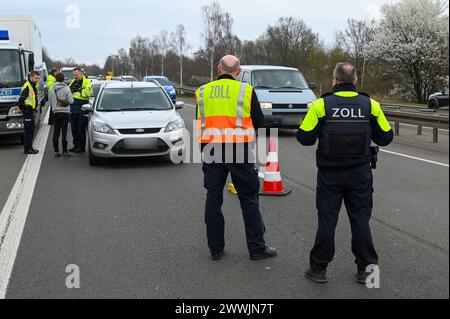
[219,56,240,74]
[333,62,357,83]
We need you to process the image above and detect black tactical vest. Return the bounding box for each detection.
[318,93,372,158]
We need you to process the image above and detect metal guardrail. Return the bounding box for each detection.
[176,86,449,143]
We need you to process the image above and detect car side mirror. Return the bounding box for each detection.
[81,104,93,112]
[175,101,184,109]
[308,82,316,90]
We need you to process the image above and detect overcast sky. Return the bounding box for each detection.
[1,0,399,66]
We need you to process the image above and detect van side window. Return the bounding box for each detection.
[242,72,251,83]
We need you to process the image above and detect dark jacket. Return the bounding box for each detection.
[297,83,394,169]
[196,74,265,163]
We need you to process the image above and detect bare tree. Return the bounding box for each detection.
[337,19,375,87]
[264,17,319,70]
[172,24,187,85]
[129,35,150,79]
[156,30,169,76]
[201,2,234,81]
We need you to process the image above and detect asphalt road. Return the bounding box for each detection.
[0,97,448,299]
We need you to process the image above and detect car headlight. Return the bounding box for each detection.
[8,106,22,117]
[93,121,115,135]
[307,102,313,110]
[165,118,184,133]
[260,102,272,109]
[169,88,176,95]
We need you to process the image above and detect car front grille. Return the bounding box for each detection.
[272,104,308,110]
[111,138,169,155]
[118,128,162,135]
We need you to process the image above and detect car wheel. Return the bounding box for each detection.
[429,99,439,109]
[89,145,104,166]
[19,134,24,145]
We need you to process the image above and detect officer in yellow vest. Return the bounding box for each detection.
[298,62,394,284]
[47,68,58,125]
[69,67,93,153]
[47,68,57,90]
[196,55,277,261]
[18,71,40,155]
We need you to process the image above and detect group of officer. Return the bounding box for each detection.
[18,67,93,155]
[196,56,393,284]
[19,55,394,285]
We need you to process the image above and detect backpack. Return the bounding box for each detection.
[54,86,70,107]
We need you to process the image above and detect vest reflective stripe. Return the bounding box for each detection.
[198,85,206,129]
[196,79,254,143]
[21,82,36,109]
[236,83,247,129]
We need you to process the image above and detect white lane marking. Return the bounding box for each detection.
[181,101,449,168]
[380,149,449,168]
[0,109,51,299]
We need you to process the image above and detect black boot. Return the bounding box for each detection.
[250,247,277,261]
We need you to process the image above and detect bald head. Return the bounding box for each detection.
[218,55,241,78]
[333,62,358,86]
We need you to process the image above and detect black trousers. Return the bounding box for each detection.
[23,115,35,153]
[203,162,266,255]
[70,112,88,151]
[310,164,378,271]
[53,113,70,153]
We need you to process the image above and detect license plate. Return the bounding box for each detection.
[124,138,157,149]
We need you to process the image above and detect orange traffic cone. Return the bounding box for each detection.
[260,138,291,196]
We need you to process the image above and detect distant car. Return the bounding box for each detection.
[143,76,177,103]
[237,65,317,128]
[428,89,449,109]
[120,75,138,82]
[81,81,186,165]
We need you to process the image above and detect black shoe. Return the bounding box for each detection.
[54,152,62,158]
[250,247,277,261]
[74,148,85,154]
[211,251,225,261]
[356,270,371,285]
[305,268,328,284]
[69,147,78,153]
[25,149,39,155]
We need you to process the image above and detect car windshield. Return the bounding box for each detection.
[252,70,309,90]
[0,50,22,88]
[62,70,74,82]
[97,87,173,112]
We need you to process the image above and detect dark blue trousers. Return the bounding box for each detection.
[202,162,266,255]
[23,115,35,153]
[70,112,88,151]
[310,164,378,271]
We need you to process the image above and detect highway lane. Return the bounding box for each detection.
[0,98,448,299]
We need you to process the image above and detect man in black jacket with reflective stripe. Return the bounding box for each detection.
[297,62,393,284]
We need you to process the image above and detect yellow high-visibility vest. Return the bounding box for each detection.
[196,79,254,143]
[21,81,37,109]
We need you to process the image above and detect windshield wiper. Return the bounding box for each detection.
[254,86,276,89]
[277,86,306,90]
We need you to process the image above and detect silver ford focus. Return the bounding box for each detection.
[82,81,185,166]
